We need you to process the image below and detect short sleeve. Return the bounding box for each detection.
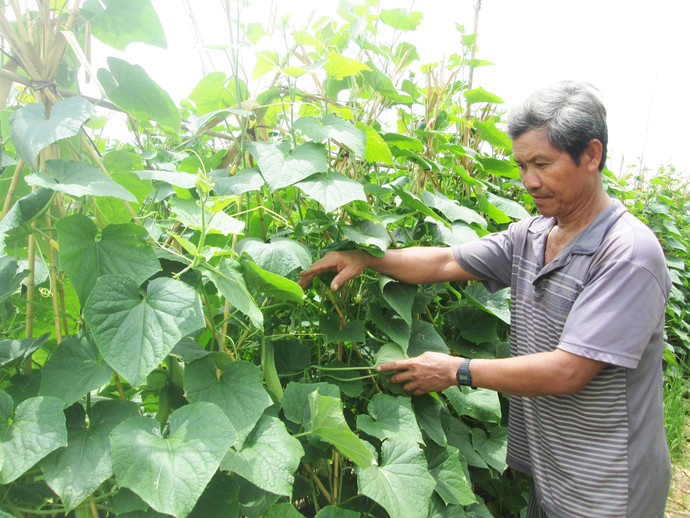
[452,224,516,292]
[558,259,669,368]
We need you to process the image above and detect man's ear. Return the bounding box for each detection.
[583,139,604,172]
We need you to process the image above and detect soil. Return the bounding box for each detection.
[668,462,690,517]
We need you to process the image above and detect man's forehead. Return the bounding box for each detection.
[512,129,559,161]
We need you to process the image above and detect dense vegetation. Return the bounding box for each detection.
[0,2,687,517]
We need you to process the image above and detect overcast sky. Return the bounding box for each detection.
[90,0,690,177]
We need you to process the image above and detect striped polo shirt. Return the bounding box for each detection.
[453,200,671,518]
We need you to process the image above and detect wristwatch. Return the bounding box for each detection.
[456,358,476,389]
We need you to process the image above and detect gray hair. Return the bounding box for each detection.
[507,81,608,172]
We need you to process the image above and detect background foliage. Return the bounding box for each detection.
[0,1,686,517]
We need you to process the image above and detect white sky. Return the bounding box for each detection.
[89,0,690,177]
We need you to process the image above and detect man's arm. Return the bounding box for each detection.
[298,247,481,291]
[377,350,606,397]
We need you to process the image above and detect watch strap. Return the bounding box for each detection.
[456,358,474,388]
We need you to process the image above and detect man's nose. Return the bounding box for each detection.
[521,168,541,191]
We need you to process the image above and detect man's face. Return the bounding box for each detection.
[512,129,597,221]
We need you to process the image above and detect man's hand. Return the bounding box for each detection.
[377,352,463,396]
[298,250,371,291]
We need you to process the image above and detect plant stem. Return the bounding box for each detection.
[0,158,25,219]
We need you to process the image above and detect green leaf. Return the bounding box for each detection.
[356,437,435,518]
[294,114,366,157]
[242,261,303,303]
[0,257,28,303]
[0,187,53,251]
[83,275,205,387]
[421,191,487,228]
[188,73,248,116]
[252,51,279,82]
[81,0,166,51]
[477,194,511,225]
[357,393,423,444]
[188,471,240,518]
[463,87,503,105]
[445,416,488,469]
[133,170,197,189]
[412,395,446,447]
[10,97,94,171]
[486,192,530,220]
[379,275,417,327]
[0,333,50,369]
[383,133,424,152]
[41,400,139,512]
[392,186,443,222]
[111,402,234,518]
[170,337,210,363]
[246,22,268,45]
[475,156,519,179]
[356,122,393,165]
[428,219,479,247]
[198,259,263,329]
[471,426,508,473]
[98,57,180,131]
[309,391,376,468]
[246,141,327,191]
[221,414,304,497]
[282,382,340,426]
[341,221,391,257]
[212,168,265,196]
[171,197,245,235]
[0,395,67,483]
[463,284,510,325]
[236,237,311,277]
[56,214,160,306]
[297,172,367,213]
[25,159,136,202]
[315,506,359,518]
[406,320,449,357]
[473,121,512,151]
[324,52,371,79]
[446,306,499,344]
[370,302,410,351]
[319,314,366,344]
[39,334,114,407]
[265,503,306,518]
[184,358,272,449]
[463,388,501,424]
[427,444,476,506]
[380,8,424,31]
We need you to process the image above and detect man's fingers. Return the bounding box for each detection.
[377,360,402,372]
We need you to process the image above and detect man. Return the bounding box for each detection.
[298,81,671,518]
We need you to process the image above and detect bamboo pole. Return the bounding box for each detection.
[1,159,26,220]
[46,213,62,344]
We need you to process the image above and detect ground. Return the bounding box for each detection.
[668,462,690,517]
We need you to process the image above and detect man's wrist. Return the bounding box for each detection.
[456,358,476,388]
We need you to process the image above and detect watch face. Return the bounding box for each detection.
[457,373,470,384]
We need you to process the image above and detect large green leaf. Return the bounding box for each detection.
[486,192,530,220]
[0,257,28,302]
[406,320,449,357]
[198,259,263,329]
[370,302,410,351]
[296,172,367,213]
[319,314,366,344]
[427,444,476,506]
[0,187,53,250]
[320,360,365,397]
[111,402,233,518]
[98,57,180,131]
[473,121,512,151]
[242,261,303,303]
[39,334,114,406]
[428,219,479,247]
[81,0,166,51]
[171,197,244,235]
[134,170,197,189]
[446,306,499,344]
[188,73,248,116]
[184,358,272,449]
[463,388,501,424]
[463,284,511,325]
[212,168,265,196]
[314,506,360,518]
[356,437,435,518]
[220,414,304,497]
[236,238,311,277]
[0,333,50,369]
[380,8,424,31]
[356,122,393,165]
[421,191,487,228]
[463,87,503,105]
[412,395,446,447]
[9,97,94,171]
[282,382,340,426]
[264,502,306,518]
[309,391,376,468]
[357,393,423,444]
[41,400,139,512]
[25,159,136,202]
[471,426,508,473]
[0,394,67,483]
[294,114,366,157]
[324,52,371,79]
[341,221,391,257]
[57,214,160,306]
[379,276,417,327]
[83,275,204,387]
[246,141,327,191]
[445,417,488,470]
[188,471,240,518]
